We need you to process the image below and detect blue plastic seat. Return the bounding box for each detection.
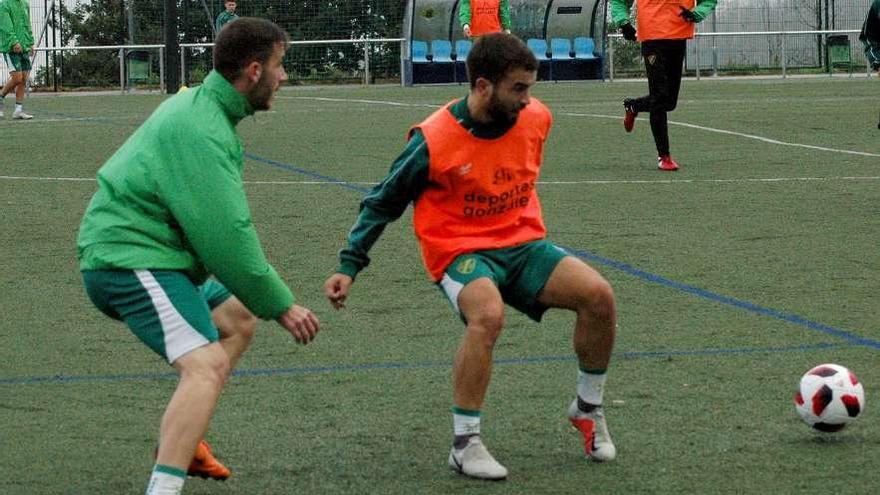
[551,38,573,59]
[573,37,597,59]
[455,39,472,61]
[431,40,454,63]
[412,40,429,63]
[527,39,550,61]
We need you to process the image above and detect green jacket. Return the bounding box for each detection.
[0,0,33,53]
[215,11,238,32]
[861,0,880,67]
[459,0,512,31]
[77,71,295,320]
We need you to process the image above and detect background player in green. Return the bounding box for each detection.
[324,33,618,481]
[0,0,35,119]
[860,0,880,129]
[77,18,320,495]
[215,0,239,34]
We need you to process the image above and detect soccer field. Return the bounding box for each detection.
[1,77,879,494]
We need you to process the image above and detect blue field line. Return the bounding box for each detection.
[243,152,371,194]
[0,342,845,386]
[564,247,880,349]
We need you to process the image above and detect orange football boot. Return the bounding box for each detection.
[187,440,231,480]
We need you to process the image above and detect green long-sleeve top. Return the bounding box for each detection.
[77,71,295,320]
[215,11,238,33]
[459,0,512,31]
[0,0,33,53]
[610,0,717,27]
[337,97,516,280]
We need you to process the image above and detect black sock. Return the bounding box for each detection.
[577,396,599,414]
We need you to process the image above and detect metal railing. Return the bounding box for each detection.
[180,38,407,86]
[19,31,872,91]
[33,44,166,92]
[606,29,869,81]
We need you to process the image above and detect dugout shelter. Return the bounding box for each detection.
[402,0,607,85]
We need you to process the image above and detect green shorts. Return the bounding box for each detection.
[3,52,32,72]
[82,270,232,363]
[438,240,568,322]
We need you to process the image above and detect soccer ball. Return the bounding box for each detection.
[794,363,865,432]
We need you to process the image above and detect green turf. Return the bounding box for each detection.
[1,77,879,493]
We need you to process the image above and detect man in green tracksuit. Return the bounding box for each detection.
[0,0,35,119]
[860,0,880,128]
[77,18,320,495]
[215,0,238,34]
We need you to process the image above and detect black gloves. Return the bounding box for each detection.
[679,7,698,22]
[620,23,637,41]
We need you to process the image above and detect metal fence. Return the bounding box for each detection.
[1,0,876,89]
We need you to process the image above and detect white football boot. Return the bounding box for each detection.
[448,436,508,480]
[568,399,617,462]
[13,110,33,120]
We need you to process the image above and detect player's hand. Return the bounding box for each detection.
[12,43,22,54]
[679,7,698,22]
[620,23,637,41]
[503,29,511,34]
[463,24,472,38]
[324,273,353,310]
[276,304,320,344]
[29,46,35,57]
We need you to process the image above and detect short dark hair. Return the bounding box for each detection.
[466,33,538,88]
[213,17,289,82]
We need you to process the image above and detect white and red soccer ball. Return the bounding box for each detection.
[794,363,865,432]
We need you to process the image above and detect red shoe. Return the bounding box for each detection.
[623,99,637,133]
[187,440,231,480]
[657,155,679,171]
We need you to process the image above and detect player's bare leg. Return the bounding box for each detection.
[448,278,508,480]
[538,256,617,461]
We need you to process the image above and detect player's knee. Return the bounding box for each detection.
[664,100,678,112]
[180,346,231,389]
[231,308,258,343]
[217,298,258,343]
[580,279,616,323]
[466,304,505,346]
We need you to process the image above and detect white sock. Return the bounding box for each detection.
[452,407,481,437]
[15,103,22,113]
[577,369,607,407]
[145,465,185,495]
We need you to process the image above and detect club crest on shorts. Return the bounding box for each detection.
[457,258,477,275]
[646,54,657,65]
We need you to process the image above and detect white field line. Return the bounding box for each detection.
[4,175,880,186]
[0,117,104,123]
[562,112,880,158]
[284,95,879,158]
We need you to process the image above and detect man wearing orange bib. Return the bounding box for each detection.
[324,34,618,480]
[612,0,717,171]
[460,0,511,38]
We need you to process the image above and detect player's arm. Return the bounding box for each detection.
[162,135,294,321]
[689,0,718,22]
[325,131,430,309]
[500,0,512,32]
[0,5,18,53]
[608,0,634,28]
[459,0,472,36]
